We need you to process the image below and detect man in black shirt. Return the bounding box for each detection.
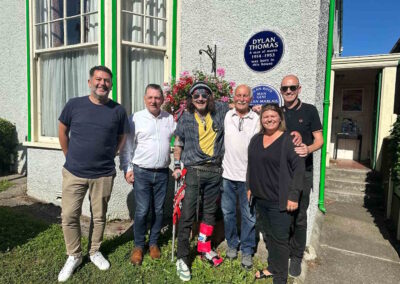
[280,75,323,277]
[58,66,129,282]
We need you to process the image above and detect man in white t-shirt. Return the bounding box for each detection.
[221,84,259,270]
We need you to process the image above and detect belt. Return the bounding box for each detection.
[133,165,168,172]
[189,164,223,174]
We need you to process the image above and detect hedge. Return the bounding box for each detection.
[0,118,17,174]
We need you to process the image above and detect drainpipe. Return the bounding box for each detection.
[319,0,336,213]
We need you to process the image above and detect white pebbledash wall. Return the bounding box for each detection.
[0,0,28,175]
[179,0,330,245]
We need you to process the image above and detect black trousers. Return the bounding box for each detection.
[256,199,292,284]
[289,170,312,259]
[176,167,222,265]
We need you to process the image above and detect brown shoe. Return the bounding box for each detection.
[149,245,161,259]
[130,248,143,265]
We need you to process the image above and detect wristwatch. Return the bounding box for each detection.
[174,160,181,169]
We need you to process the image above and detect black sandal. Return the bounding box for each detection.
[255,269,273,280]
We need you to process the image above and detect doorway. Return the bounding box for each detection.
[329,68,381,168]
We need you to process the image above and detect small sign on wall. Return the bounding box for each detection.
[251,84,283,106]
[244,30,284,72]
[342,89,363,112]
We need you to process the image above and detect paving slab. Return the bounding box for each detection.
[306,245,400,284]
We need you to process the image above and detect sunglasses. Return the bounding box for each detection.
[193,93,209,100]
[280,85,299,92]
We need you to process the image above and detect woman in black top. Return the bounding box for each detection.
[247,104,305,283]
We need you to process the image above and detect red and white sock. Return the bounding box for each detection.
[197,223,223,267]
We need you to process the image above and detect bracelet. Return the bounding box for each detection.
[174,160,181,167]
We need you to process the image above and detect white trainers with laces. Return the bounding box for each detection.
[90,251,110,271]
[176,258,191,281]
[58,255,82,282]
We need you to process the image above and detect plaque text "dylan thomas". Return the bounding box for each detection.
[249,37,279,50]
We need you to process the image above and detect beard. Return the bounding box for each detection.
[90,85,110,101]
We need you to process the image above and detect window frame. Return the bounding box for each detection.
[26,0,176,146]
[30,0,101,143]
[116,0,172,105]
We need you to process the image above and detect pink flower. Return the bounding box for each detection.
[163,84,171,93]
[229,81,236,88]
[180,71,190,77]
[216,68,225,77]
[217,83,223,91]
[220,96,229,102]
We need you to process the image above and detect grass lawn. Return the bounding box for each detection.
[0,206,277,283]
[0,180,13,193]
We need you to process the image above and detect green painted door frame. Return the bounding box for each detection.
[372,70,383,170]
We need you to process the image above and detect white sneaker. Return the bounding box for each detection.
[176,258,191,281]
[58,255,82,282]
[90,251,110,271]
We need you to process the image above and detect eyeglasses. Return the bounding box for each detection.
[192,93,209,100]
[280,85,299,92]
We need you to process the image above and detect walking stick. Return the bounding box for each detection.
[171,178,178,262]
[171,168,187,262]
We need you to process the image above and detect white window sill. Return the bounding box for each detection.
[23,141,62,150]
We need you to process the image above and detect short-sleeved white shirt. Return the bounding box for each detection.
[222,109,260,182]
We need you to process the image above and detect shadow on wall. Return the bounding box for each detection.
[126,169,178,225]
[16,143,27,176]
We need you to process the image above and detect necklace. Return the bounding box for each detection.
[196,111,207,131]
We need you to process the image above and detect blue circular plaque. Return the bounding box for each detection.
[251,84,283,106]
[244,31,284,72]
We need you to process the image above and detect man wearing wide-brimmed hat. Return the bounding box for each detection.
[172,81,229,281]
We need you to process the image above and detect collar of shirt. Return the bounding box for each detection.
[144,107,162,119]
[283,99,302,112]
[231,108,257,119]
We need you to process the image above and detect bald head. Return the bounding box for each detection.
[280,75,301,107]
[281,75,300,86]
[235,84,252,97]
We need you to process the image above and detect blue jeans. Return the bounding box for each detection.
[133,165,168,249]
[221,178,256,256]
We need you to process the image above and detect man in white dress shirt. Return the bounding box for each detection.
[221,84,259,270]
[120,84,176,265]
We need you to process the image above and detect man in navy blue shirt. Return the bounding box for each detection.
[57,66,129,282]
